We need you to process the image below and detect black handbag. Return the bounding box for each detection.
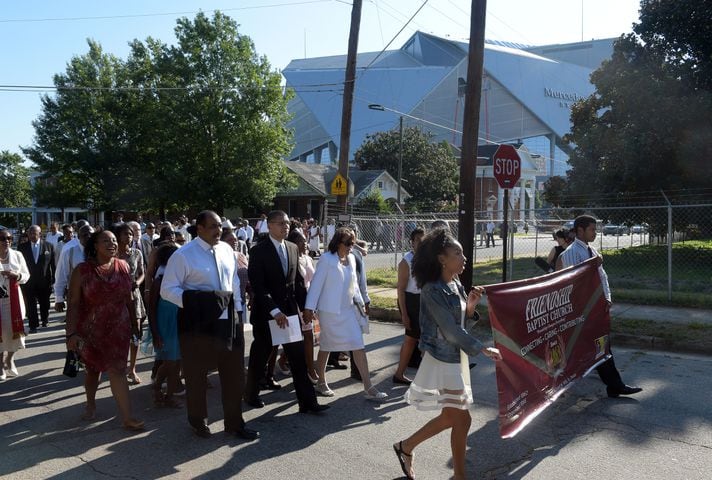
[63,350,81,378]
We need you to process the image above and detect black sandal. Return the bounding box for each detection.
[393,441,414,479]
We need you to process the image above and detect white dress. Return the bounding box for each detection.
[308,226,320,254]
[317,263,364,351]
[405,281,473,411]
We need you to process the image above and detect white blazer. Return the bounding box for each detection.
[305,251,364,315]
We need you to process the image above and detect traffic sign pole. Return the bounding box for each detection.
[502,189,509,283]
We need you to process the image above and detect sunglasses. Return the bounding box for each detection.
[0,237,12,241]
[343,240,354,247]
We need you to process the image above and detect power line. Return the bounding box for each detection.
[0,1,341,24]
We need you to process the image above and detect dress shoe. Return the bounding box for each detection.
[244,397,265,409]
[315,383,335,397]
[29,328,37,334]
[190,421,212,438]
[327,362,347,370]
[607,385,643,398]
[6,361,18,377]
[259,378,282,391]
[298,404,331,415]
[229,426,260,441]
[42,322,48,328]
[0,369,6,381]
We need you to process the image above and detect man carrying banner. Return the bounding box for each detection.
[557,215,642,398]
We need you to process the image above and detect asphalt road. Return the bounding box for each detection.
[1,313,710,479]
[362,233,651,271]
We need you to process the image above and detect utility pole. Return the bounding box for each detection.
[336,0,363,209]
[458,0,488,291]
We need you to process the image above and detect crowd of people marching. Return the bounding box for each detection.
[0,211,507,479]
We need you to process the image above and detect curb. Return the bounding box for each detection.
[370,308,712,356]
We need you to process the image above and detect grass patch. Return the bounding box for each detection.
[369,295,398,310]
[614,317,712,349]
[367,267,398,288]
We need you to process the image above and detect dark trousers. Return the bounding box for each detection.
[246,321,317,410]
[178,332,245,431]
[486,233,495,247]
[595,349,624,389]
[21,283,51,329]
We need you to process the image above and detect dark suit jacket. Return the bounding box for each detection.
[248,238,305,325]
[19,240,55,289]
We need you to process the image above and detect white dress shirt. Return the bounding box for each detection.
[53,243,85,302]
[559,238,611,302]
[160,236,242,313]
[245,225,254,242]
[45,232,62,247]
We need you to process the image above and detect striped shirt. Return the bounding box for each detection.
[559,238,611,302]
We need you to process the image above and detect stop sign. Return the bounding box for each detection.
[493,144,521,189]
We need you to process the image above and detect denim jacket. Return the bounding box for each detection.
[419,278,483,363]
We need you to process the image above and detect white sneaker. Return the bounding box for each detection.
[6,361,18,377]
[0,369,6,381]
[365,387,388,402]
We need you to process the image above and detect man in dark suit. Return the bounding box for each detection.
[246,210,329,415]
[19,225,55,333]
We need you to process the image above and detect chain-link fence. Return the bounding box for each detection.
[341,203,712,305]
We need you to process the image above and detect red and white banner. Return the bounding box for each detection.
[485,257,611,438]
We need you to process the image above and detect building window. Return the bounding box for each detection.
[377,181,384,189]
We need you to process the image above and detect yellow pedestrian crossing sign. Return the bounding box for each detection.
[330,173,348,195]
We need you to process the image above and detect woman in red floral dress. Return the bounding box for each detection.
[65,229,143,431]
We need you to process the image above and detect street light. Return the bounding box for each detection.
[368,104,402,206]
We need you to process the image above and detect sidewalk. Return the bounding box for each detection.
[367,287,712,354]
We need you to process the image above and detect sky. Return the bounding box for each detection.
[0,0,641,156]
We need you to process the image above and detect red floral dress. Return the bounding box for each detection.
[77,259,133,373]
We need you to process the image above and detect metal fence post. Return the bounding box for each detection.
[661,190,673,301]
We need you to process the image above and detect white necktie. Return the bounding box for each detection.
[33,243,39,263]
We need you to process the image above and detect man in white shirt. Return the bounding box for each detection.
[161,210,257,440]
[176,215,192,242]
[45,223,62,247]
[244,220,254,247]
[486,220,496,247]
[54,224,93,312]
[254,213,269,243]
[557,215,642,398]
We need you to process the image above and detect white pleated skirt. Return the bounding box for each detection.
[405,350,473,411]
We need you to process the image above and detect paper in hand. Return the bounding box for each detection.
[268,315,303,346]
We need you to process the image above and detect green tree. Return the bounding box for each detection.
[565,0,712,205]
[353,126,459,211]
[24,40,133,214]
[356,188,392,214]
[0,151,32,227]
[24,11,294,217]
[542,175,567,207]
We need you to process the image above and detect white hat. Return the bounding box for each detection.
[222,220,235,230]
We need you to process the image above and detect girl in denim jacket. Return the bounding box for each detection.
[393,229,501,480]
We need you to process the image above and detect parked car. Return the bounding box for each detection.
[602,224,629,235]
[631,224,648,234]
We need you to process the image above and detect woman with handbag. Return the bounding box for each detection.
[303,227,387,401]
[392,228,501,480]
[0,228,30,380]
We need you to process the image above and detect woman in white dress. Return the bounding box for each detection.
[392,229,501,480]
[303,227,387,401]
[0,228,30,380]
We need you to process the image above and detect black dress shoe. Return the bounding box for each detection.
[327,362,347,370]
[190,422,212,438]
[259,378,282,391]
[298,404,331,415]
[42,322,48,328]
[607,385,643,398]
[229,426,260,441]
[245,397,265,409]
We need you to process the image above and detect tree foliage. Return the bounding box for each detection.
[564,0,712,206]
[353,126,459,211]
[356,188,392,214]
[24,12,293,216]
[0,151,31,207]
